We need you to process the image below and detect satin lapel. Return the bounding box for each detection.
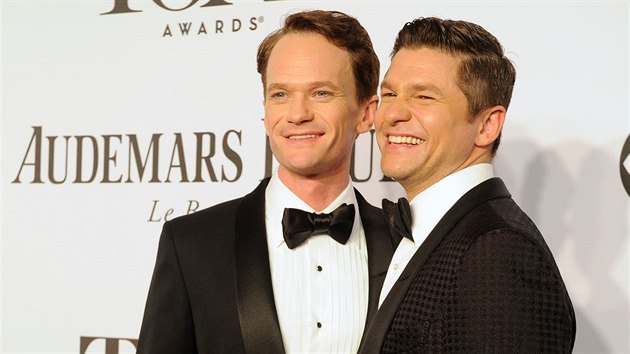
[355,190,394,327]
[360,178,511,354]
[235,178,285,354]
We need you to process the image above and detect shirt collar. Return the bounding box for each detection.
[409,163,495,247]
[266,170,360,249]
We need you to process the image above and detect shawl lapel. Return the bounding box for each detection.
[359,178,511,354]
[355,190,395,329]
[234,178,285,354]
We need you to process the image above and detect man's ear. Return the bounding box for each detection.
[475,105,505,148]
[263,118,270,136]
[262,99,270,136]
[357,94,379,134]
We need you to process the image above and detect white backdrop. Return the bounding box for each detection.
[2,1,628,353]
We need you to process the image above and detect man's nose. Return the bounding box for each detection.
[286,96,313,124]
[379,99,412,125]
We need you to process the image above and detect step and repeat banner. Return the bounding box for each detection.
[2,1,628,353]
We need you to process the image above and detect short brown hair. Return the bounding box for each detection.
[257,10,379,104]
[392,17,516,154]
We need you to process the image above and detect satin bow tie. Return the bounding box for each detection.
[382,197,414,247]
[281,203,355,250]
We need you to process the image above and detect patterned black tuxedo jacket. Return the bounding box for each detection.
[137,178,394,354]
[360,178,576,354]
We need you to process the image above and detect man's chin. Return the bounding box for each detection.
[381,162,413,181]
[279,163,324,178]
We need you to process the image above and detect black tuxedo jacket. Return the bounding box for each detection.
[137,178,394,354]
[360,178,576,354]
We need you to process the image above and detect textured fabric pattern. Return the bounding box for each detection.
[382,198,575,353]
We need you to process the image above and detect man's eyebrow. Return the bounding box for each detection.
[266,83,286,92]
[307,81,340,91]
[408,83,443,95]
[266,81,341,92]
[381,81,443,96]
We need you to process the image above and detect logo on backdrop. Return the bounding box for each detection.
[620,134,630,197]
[101,0,286,38]
[11,126,390,222]
[11,126,243,222]
[11,126,387,186]
[12,126,243,185]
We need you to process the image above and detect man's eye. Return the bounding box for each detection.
[314,91,330,97]
[271,92,286,99]
[416,95,434,100]
[382,92,396,97]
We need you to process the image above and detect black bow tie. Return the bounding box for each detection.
[281,203,355,250]
[382,197,414,247]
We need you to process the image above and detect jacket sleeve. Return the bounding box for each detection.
[456,229,576,353]
[136,221,198,354]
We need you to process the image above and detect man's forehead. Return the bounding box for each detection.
[384,49,460,79]
[266,37,352,79]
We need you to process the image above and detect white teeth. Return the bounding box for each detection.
[289,134,319,140]
[388,135,423,145]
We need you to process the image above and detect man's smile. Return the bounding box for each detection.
[387,135,424,145]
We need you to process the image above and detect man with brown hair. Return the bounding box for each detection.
[360,17,576,353]
[137,10,393,354]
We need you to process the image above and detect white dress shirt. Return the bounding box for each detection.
[265,171,369,354]
[378,163,495,307]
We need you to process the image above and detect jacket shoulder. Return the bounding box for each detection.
[167,197,243,233]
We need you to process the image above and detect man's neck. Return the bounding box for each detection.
[404,154,493,200]
[277,168,350,212]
